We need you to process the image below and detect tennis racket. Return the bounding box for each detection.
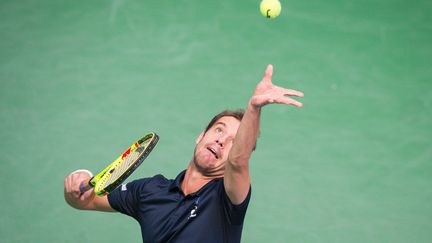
[80,132,159,196]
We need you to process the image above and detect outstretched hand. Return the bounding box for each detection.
[250,64,304,109]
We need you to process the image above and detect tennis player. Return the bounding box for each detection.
[64,64,304,243]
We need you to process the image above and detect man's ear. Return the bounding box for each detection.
[195,132,204,145]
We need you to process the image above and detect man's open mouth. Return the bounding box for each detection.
[207,147,219,159]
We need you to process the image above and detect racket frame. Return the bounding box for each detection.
[80,132,159,196]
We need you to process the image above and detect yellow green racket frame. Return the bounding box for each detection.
[80,132,159,196]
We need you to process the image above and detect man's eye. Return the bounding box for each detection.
[215,128,222,133]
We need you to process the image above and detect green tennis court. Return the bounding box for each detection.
[1,0,431,242]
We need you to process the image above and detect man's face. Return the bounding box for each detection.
[193,116,241,175]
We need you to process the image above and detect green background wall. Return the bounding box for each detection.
[1,0,431,242]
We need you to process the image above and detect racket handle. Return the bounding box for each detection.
[79,179,93,194]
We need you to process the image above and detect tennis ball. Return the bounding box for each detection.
[260,0,282,19]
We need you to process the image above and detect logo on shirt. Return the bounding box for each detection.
[188,196,201,220]
[121,184,127,191]
[189,206,198,219]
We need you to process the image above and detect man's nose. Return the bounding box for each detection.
[216,139,223,148]
[215,136,227,148]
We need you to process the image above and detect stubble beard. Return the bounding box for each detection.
[193,150,206,173]
[192,148,225,177]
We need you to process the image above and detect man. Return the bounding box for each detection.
[64,64,304,242]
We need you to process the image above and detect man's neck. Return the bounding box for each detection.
[181,162,223,196]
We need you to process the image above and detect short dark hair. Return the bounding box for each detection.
[204,109,245,133]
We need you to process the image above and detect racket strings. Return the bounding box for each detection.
[102,141,149,187]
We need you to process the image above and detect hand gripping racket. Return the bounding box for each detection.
[80,132,159,196]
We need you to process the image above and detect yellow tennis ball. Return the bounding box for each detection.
[260,0,282,19]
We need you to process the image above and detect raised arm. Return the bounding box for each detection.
[224,64,304,204]
[64,170,115,212]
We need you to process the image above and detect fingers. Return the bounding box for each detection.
[80,189,93,201]
[266,95,302,107]
[275,86,304,106]
[64,176,71,193]
[284,89,304,98]
[280,96,303,107]
[253,64,305,108]
[261,65,304,98]
[251,94,303,108]
[280,89,303,107]
[272,84,304,97]
[79,191,88,201]
[71,174,82,198]
[64,171,92,199]
[263,64,273,83]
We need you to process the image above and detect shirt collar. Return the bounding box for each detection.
[169,170,186,192]
[169,169,223,197]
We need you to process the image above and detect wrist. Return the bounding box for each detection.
[247,99,262,113]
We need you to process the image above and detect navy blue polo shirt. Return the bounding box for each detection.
[108,170,251,243]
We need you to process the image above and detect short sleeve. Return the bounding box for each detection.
[221,183,252,225]
[107,178,150,220]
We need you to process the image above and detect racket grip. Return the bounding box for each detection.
[79,179,93,194]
